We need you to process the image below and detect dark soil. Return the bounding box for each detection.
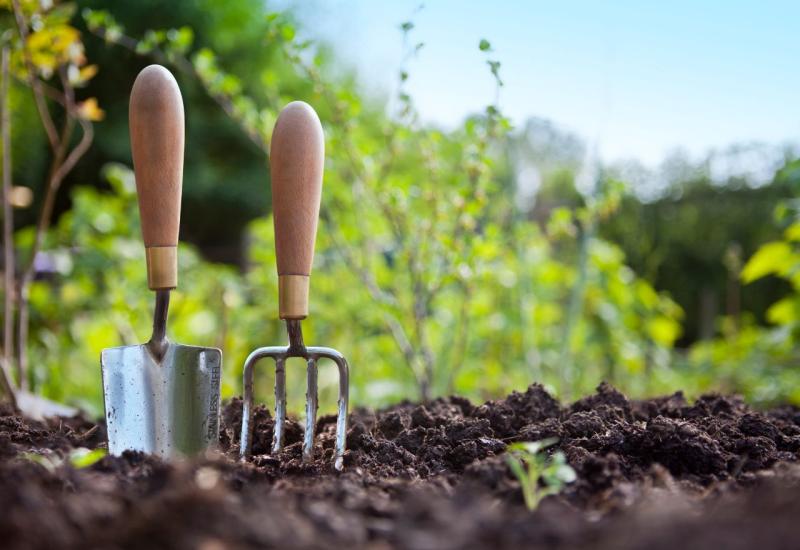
[3,382,800,549]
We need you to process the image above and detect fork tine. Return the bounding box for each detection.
[240,350,258,459]
[303,357,319,462]
[332,354,349,471]
[272,357,287,453]
[308,348,349,470]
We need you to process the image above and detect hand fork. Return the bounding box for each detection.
[239,101,349,470]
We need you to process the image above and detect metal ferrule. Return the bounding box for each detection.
[146,246,178,290]
[278,275,309,319]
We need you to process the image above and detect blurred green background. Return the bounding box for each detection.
[2,0,800,415]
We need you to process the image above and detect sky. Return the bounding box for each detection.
[285,1,799,168]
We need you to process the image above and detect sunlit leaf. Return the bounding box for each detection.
[69,448,107,469]
[785,223,800,242]
[647,316,682,346]
[741,241,794,283]
[766,297,798,325]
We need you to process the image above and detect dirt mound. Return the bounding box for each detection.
[1,383,800,549]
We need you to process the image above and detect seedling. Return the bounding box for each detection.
[22,448,107,472]
[505,438,576,510]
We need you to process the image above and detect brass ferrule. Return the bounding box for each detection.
[145,246,178,290]
[279,275,309,319]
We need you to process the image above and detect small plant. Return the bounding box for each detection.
[21,447,106,472]
[505,438,576,510]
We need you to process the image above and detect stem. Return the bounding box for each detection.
[410,265,434,401]
[16,127,71,390]
[0,47,17,407]
[558,221,592,399]
[444,282,472,394]
[559,165,601,398]
[14,70,93,390]
[15,290,27,390]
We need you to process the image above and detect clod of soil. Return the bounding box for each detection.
[2,383,800,549]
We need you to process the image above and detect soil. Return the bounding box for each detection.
[2,382,800,549]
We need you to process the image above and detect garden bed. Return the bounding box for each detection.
[2,383,800,549]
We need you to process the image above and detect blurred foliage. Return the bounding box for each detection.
[682,160,800,404]
[3,0,800,415]
[3,1,682,412]
[0,0,103,227]
[600,175,793,344]
[7,0,315,256]
[28,158,683,413]
[1,0,104,394]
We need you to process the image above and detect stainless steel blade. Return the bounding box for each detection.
[100,342,221,458]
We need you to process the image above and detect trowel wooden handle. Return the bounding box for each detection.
[270,101,324,319]
[129,65,184,290]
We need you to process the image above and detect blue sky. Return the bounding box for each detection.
[287,1,799,167]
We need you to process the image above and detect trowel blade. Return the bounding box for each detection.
[100,342,221,458]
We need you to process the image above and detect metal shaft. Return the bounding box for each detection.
[286,319,305,353]
[147,289,170,361]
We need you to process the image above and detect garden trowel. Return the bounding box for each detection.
[101,65,221,458]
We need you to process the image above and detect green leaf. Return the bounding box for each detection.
[741,241,795,283]
[69,448,107,469]
[766,297,799,325]
[647,316,682,346]
[21,452,58,472]
[280,23,295,41]
[479,39,491,51]
[557,465,577,483]
[506,454,527,482]
[785,223,800,242]
[166,26,194,53]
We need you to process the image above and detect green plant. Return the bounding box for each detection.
[0,2,691,414]
[22,163,249,413]
[677,159,800,405]
[21,446,106,471]
[0,0,102,403]
[505,438,576,511]
[78,6,687,406]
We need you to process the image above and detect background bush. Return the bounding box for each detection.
[1,0,798,414]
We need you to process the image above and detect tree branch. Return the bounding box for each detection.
[16,65,94,389]
[87,25,267,154]
[11,0,59,151]
[0,47,18,408]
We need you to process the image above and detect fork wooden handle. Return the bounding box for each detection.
[129,65,185,290]
[270,101,324,319]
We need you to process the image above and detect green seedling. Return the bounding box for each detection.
[505,438,576,510]
[68,448,107,469]
[21,448,107,472]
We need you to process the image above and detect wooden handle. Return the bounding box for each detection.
[270,101,324,319]
[129,65,184,290]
